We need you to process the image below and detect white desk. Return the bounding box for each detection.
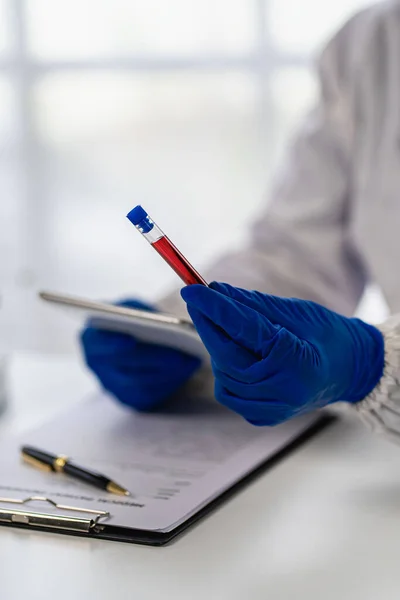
[1,354,400,600]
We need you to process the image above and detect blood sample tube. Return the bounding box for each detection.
[127,205,208,286]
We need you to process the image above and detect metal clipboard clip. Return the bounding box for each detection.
[0,496,110,533]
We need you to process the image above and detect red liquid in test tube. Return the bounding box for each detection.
[151,236,207,286]
[127,205,208,286]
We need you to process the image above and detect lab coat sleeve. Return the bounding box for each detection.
[158,12,370,319]
[351,316,400,443]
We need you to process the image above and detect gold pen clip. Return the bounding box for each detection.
[21,451,53,473]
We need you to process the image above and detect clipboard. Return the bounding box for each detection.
[0,414,335,546]
[0,496,109,534]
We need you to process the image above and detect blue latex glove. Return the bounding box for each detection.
[181,282,384,426]
[80,299,201,411]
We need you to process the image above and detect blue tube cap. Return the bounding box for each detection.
[127,205,154,233]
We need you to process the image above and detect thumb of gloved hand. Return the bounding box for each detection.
[181,282,384,426]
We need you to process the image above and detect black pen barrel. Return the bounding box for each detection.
[63,462,109,491]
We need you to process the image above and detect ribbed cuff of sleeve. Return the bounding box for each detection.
[350,315,400,444]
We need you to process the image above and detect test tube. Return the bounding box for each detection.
[127,205,208,286]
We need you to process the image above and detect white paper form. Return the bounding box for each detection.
[0,394,322,533]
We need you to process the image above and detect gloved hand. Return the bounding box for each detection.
[181,282,385,426]
[80,299,201,411]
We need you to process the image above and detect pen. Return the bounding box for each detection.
[21,445,130,496]
[127,205,208,286]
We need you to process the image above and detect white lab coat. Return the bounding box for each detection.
[159,1,400,440]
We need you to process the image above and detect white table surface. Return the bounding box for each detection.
[1,353,400,600]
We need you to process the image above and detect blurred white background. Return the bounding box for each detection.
[0,0,385,354]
